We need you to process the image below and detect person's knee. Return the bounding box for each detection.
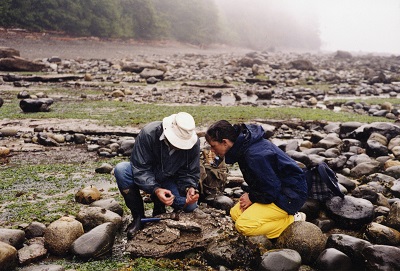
[234,219,251,235]
[114,162,129,175]
[114,162,132,189]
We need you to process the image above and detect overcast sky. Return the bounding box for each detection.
[315,0,400,54]
[217,0,400,54]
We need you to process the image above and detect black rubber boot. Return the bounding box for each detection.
[151,194,166,217]
[120,187,145,240]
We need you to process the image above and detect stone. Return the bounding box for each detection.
[385,201,400,231]
[0,147,10,157]
[259,249,301,271]
[364,222,400,245]
[19,264,65,271]
[44,216,84,256]
[19,98,54,112]
[90,198,123,216]
[314,248,353,271]
[76,206,122,232]
[75,185,101,204]
[71,222,117,259]
[275,221,326,264]
[0,228,25,249]
[0,241,17,271]
[95,163,113,174]
[0,47,20,58]
[18,243,47,265]
[326,234,371,267]
[0,127,18,137]
[325,196,374,230]
[362,245,400,270]
[24,221,46,239]
[205,234,261,270]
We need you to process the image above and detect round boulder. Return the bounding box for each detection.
[275,221,326,264]
[44,216,84,256]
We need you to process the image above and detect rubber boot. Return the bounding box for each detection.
[120,187,145,240]
[151,194,166,217]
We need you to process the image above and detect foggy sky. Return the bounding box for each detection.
[316,0,400,54]
[216,0,400,54]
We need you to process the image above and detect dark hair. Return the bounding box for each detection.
[205,120,241,143]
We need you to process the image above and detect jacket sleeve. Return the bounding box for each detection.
[130,130,160,194]
[175,139,201,194]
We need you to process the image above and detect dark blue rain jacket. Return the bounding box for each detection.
[225,124,307,214]
[129,121,200,195]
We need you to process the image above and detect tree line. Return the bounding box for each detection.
[0,0,321,51]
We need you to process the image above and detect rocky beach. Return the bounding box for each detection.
[1,28,400,271]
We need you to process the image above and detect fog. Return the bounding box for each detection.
[215,0,400,54]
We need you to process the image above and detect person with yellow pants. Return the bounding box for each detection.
[205,120,307,239]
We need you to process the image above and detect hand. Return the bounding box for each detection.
[155,188,175,206]
[186,187,199,205]
[239,193,252,212]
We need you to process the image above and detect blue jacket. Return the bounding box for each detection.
[225,124,307,214]
[129,121,200,195]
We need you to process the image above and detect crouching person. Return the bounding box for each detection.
[114,112,200,239]
[205,120,307,239]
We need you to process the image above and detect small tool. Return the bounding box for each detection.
[140,212,179,224]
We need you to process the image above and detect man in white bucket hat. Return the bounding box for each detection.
[114,112,200,239]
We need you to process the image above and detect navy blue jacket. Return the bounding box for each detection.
[225,124,307,214]
[129,121,200,195]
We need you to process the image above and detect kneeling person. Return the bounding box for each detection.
[114,112,200,239]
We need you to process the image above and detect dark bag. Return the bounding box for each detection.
[304,162,345,201]
[199,149,228,200]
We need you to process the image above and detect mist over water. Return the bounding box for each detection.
[215,0,400,54]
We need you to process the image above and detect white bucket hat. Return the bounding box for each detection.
[163,112,198,150]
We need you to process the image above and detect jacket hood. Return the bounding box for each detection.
[225,124,265,164]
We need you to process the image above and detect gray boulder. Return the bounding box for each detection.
[71,222,117,259]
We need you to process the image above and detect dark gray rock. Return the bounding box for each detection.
[20,98,54,112]
[71,222,117,259]
[24,221,46,239]
[205,234,261,270]
[362,245,400,271]
[326,234,371,267]
[325,196,374,230]
[315,248,353,271]
[0,228,25,249]
[259,249,301,271]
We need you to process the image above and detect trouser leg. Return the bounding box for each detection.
[114,162,144,239]
[230,202,293,239]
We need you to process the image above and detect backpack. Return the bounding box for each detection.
[304,162,345,201]
[199,149,228,200]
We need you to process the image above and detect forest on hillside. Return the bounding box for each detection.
[0,0,321,51]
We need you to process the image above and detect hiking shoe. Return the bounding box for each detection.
[294,212,306,222]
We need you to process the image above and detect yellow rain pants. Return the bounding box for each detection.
[230,202,294,239]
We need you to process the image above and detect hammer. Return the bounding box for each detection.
[140,212,179,224]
